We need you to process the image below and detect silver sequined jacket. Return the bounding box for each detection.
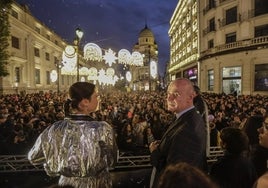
[28,115,117,188]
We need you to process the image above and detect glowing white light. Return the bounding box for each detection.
[126,71,132,82]
[64,45,76,58]
[76,28,84,39]
[118,49,131,64]
[131,51,143,66]
[106,68,115,76]
[61,45,77,74]
[83,43,102,61]
[150,60,157,79]
[103,48,117,67]
[80,67,89,75]
[88,67,98,81]
[50,70,57,82]
[81,76,85,82]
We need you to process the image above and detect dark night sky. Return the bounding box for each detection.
[16,0,179,76]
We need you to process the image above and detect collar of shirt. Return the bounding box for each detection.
[176,106,195,119]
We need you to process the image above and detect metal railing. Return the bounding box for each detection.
[200,35,268,58]
[0,147,224,173]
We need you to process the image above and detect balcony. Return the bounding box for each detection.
[200,35,268,59]
[203,25,216,36]
[203,1,216,15]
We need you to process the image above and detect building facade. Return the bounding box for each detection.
[130,25,159,91]
[168,0,199,85]
[169,0,268,95]
[3,2,75,94]
[199,0,268,95]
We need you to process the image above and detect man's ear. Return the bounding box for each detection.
[220,141,226,149]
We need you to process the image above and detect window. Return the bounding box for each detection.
[222,67,241,94]
[208,69,214,91]
[46,71,50,85]
[255,0,268,16]
[11,10,18,19]
[226,7,237,25]
[11,36,19,49]
[226,32,236,43]
[34,48,40,57]
[209,0,215,9]
[255,64,268,91]
[35,69,41,84]
[208,39,214,49]
[209,18,215,32]
[15,67,20,83]
[46,34,50,40]
[255,24,268,37]
[45,52,50,61]
[35,27,40,34]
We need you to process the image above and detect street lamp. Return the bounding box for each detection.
[74,28,84,82]
[54,58,62,94]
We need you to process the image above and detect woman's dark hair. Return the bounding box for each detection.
[158,162,218,188]
[64,82,95,115]
[220,127,249,155]
[243,115,264,145]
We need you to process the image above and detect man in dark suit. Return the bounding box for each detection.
[149,78,207,188]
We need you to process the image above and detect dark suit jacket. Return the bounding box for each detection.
[150,108,207,187]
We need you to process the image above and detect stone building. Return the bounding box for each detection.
[3,2,74,94]
[169,0,268,95]
[130,25,159,91]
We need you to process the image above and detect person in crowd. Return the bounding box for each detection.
[158,162,218,188]
[120,121,136,151]
[193,85,208,124]
[28,82,118,188]
[149,78,207,188]
[251,115,268,178]
[243,115,264,152]
[210,127,257,188]
[143,126,156,148]
[208,114,220,147]
[253,116,268,187]
[194,85,212,156]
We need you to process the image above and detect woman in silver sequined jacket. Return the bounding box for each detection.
[28,82,118,188]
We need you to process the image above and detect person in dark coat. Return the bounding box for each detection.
[149,78,207,188]
[210,127,257,188]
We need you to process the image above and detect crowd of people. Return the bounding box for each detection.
[1,81,268,187]
[0,89,174,155]
[1,88,267,155]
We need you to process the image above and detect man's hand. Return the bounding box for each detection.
[149,140,160,153]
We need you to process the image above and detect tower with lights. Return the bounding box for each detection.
[130,25,159,91]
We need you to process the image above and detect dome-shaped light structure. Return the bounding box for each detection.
[131,51,143,66]
[61,45,77,74]
[83,43,102,62]
[88,67,98,81]
[79,67,89,75]
[118,49,131,65]
[106,67,115,77]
